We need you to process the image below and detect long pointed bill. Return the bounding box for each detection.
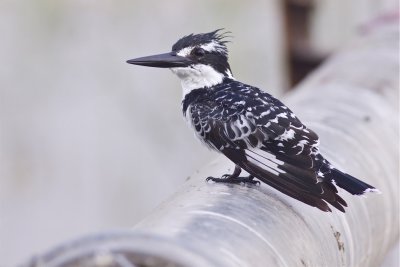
[126,52,193,68]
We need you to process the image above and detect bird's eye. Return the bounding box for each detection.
[192,48,205,57]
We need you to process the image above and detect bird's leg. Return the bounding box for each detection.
[206,165,260,185]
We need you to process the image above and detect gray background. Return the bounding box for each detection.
[0,0,397,265]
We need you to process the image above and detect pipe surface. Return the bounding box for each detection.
[23,16,399,267]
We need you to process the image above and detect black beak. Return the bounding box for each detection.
[126,52,193,68]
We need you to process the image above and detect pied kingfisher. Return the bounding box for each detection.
[127,29,378,212]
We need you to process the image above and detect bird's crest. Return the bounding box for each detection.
[172,29,231,56]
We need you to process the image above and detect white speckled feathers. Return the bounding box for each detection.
[182,79,352,211]
[183,79,320,158]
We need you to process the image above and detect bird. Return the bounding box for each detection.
[126,29,379,212]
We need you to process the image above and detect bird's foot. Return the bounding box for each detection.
[206,175,260,185]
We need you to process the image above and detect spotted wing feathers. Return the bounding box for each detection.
[184,80,375,212]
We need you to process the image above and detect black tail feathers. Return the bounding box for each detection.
[330,168,379,195]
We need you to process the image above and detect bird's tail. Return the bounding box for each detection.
[329,168,380,195]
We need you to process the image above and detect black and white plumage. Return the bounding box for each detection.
[127,29,378,212]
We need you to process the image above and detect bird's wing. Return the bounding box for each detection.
[188,82,346,212]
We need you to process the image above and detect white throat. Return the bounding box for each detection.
[171,64,233,98]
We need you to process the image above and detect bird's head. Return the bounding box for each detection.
[127,29,233,95]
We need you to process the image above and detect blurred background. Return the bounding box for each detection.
[0,0,398,265]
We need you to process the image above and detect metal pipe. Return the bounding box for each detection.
[23,17,399,267]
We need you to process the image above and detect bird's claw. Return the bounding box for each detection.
[206,176,227,183]
[205,176,214,182]
[252,180,261,186]
[206,175,260,185]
